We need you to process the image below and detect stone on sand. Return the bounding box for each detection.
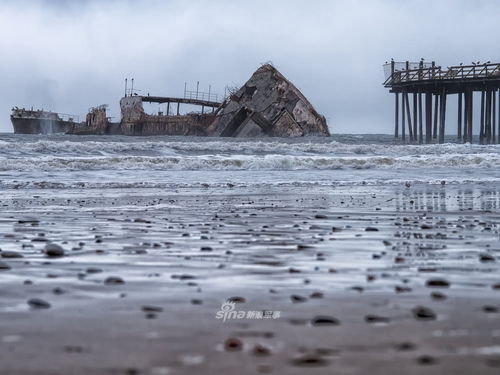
[44,243,65,257]
[412,306,436,321]
[311,315,340,326]
[0,251,23,258]
[27,298,51,309]
[104,276,125,285]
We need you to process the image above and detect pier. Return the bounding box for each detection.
[383,60,500,144]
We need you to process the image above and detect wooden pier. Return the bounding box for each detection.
[384,60,500,144]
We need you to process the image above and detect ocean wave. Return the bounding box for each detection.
[1,177,499,190]
[1,139,500,158]
[0,153,499,171]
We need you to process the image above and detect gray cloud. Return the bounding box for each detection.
[1,0,499,133]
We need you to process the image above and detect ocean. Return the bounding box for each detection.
[1,134,499,191]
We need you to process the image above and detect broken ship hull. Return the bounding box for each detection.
[11,117,75,134]
[15,64,330,137]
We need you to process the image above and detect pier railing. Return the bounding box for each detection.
[183,89,219,102]
[384,62,500,87]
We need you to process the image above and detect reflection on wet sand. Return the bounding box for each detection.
[0,184,499,374]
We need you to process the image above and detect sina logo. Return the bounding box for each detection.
[215,300,281,322]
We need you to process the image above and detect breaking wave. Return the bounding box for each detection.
[0,153,499,171]
[1,139,500,158]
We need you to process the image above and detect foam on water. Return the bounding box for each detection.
[0,134,499,190]
[0,152,499,172]
[1,138,500,158]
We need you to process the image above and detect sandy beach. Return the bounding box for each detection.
[1,180,500,374]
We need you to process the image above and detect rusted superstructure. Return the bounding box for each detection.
[13,65,330,137]
[118,95,219,136]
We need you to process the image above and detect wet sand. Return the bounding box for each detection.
[1,184,500,374]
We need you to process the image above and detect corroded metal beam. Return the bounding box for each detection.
[139,96,221,108]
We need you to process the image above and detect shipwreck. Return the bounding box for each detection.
[11,64,330,137]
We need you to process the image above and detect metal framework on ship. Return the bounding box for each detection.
[383,60,500,144]
[124,78,222,115]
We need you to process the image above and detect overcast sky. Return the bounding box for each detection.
[1,0,499,133]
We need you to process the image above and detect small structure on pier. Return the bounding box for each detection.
[383,60,500,144]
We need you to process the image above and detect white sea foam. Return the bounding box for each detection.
[1,139,499,158]
[0,152,499,171]
[1,176,499,190]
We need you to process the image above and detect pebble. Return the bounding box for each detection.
[0,251,23,258]
[412,306,436,321]
[44,243,65,257]
[426,278,450,288]
[417,355,438,365]
[252,344,271,356]
[364,315,390,324]
[27,298,51,309]
[227,296,246,303]
[311,315,340,326]
[104,276,125,285]
[430,291,447,300]
[483,305,498,313]
[395,342,416,351]
[142,305,163,313]
[310,291,324,299]
[224,338,242,351]
[395,285,412,293]
[297,244,314,250]
[290,354,328,367]
[86,267,103,274]
[291,294,307,303]
[479,253,495,262]
[171,274,196,280]
[394,256,405,263]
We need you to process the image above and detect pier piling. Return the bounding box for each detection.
[425,92,432,143]
[394,93,399,138]
[418,92,423,144]
[457,92,462,142]
[433,95,438,140]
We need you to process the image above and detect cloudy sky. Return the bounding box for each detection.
[1,0,499,133]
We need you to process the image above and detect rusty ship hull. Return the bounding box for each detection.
[10,109,81,134]
[10,117,76,134]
